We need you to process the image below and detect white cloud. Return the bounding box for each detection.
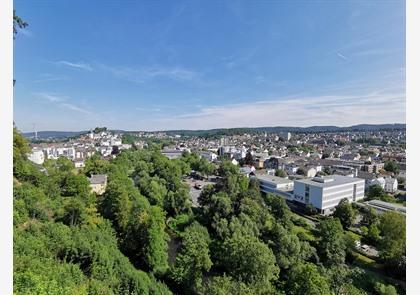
[336,52,349,61]
[98,64,198,83]
[145,92,405,131]
[34,92,91,115]
[55,61,93,71]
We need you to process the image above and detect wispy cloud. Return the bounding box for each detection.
[33,73,68,83]
[336,52,349,61]
[54,60,93,71]
[98,64,199,83]
[34,92,91,114]
[147,92,405,130]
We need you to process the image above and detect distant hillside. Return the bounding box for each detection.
[23,130,88,139]
[162,123,406,137]
[24,124,405,140]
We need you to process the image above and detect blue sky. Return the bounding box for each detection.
[14,0,405,132]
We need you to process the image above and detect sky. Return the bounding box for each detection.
[13,0,406,132]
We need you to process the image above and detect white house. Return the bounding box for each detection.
[111,138,122,146]
[384,177,398,193]
[74,160,85,168]
[369,177,386,189]
[293,175,365,215]
[28,149,45,165]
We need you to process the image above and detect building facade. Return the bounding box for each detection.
[293,175,365,215]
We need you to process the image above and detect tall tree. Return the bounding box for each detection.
[286,263,331,295]
[171,222,212,289]
[317,218,346,266]
[220,233,279,293]
[333,199,356,229]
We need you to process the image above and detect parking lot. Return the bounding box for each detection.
[184,176,216,207]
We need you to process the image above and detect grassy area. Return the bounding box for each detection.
[352,251,381,270]
[291,225,316,242]
[345,230,362,241]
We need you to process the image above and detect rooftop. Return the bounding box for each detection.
[255,174,293,185]
[89,174,108,185]
[294,175,364,188]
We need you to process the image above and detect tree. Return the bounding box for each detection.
[203,275,254,295]
[13,10,28,38]
[317,218,346,266]
[378,211,406,278]
[361,207,378,226]
[296,167,307,176]
[84,154,110,176]
[286,263,331,295]
[243,151,254,166]
[275,169,287,177]
[374,282,398,295]
[268,223,315,270]
[384,160,399,174]
[333,199,356,229]
[220,233,279,293]
[264,194,293,229]
[171,222,212,289]
[367,184,385,200]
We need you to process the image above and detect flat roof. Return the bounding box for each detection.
[365,199,406,212]
[255,174,293,185]
[294,175,364,188]
[89,174,107,184]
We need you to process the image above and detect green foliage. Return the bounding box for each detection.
[122,133,139,145]
[203,275,254,295]
[296,167,307,176]
[275,168,287,177]
[267,223,315,270]
[264,194,293,229]
[361,207,379,226]
[84,154,110,176]
[384,161,399,174]
[374,282,398,295]
[333,199,356,229]
[286,263,331,295]
[171,222,212,289]
[378,212,406,278]
[93,127,107,133]
[317,218,346,266]
[219,233,279,293]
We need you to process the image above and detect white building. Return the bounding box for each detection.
[254,174,294,199]
[45,146,76,160]
[367,177,386,189]
[111,138,122,146]
[28,149,45,165]
[200,151,218,162]
[74,160,85,168]
[384,177,398,193]
[293,175,365,215]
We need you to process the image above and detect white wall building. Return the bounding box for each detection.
[28,149,45,165]
[254,174,294,199]
[293,175,365,215]
[384,177,398,193]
